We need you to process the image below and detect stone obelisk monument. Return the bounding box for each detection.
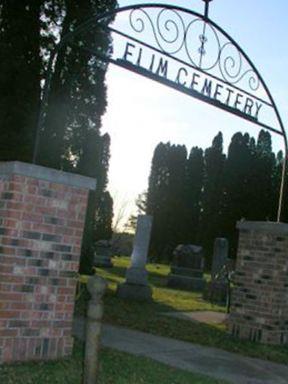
[117,215,153,300]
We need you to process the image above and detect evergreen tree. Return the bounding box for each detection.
[146,131,285,267]
[147,142,187,261]
[222,132,255,256]
[94,191,113,240]
[147,143,171,260]
[0,1,117,273]
[39,2,117,274]
[0,0,41,161]
[184,147,204,243]
[37,0,117,173]
[199,132,225,267]
[222,130,277,257]
[44,1,116,274]
[254,130,276,220]
[79,132,113,274]
[165,143,188,252]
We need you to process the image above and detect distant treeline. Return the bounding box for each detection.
[144,130,285,266]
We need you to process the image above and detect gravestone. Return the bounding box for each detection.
[204,238,230,305]
[117,215,153,300]
[211,238,229,280]
[167,244,205,291]
[94,240,113,268]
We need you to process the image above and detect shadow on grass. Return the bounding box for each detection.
[103,288,288,365]
[75,258,288,365]
[95,264,170,288]
[0,340,227,384]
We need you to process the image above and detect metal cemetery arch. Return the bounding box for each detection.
[34,1,288,221]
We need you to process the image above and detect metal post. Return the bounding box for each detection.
[277,135,288,222]
[202,0,213,19]
[83,275,107,384]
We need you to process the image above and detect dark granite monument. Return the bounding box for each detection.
[94,240,113,268]
[204,238,230,305]
[167,244,205,291]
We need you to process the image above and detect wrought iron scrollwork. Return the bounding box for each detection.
[184,19,221,71]
[33,3,287,222]
[127,6,260,94]
[219,42,260,91]
[129,8,185,55]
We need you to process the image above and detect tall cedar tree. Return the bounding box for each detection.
[79,134,113,274]
[147,131,285,266]
[0,1,117,273]
[198,132,226,268]
[43,1,116,274]
[0,1,41,161]
[222,132,255,256]
[184,147,204,244]
[93,191,113,240]
[37,0,118,274]
[255,130,276,220]
[38,1,117,173]
[147,143,171,260]
[166,144,188,251]
[147,142,187,261]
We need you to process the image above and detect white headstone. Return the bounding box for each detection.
[130,215,153,269]
[117,215,153,300]
[125,215,152,285]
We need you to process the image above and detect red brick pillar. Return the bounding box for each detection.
[228,221,288,345]
[0,162,96,363]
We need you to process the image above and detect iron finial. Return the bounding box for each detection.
[202,0,213,19]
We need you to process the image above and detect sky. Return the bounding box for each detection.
[101,0,288,228]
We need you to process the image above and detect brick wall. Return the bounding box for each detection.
[0,162,95,363]
[228,221,288,345]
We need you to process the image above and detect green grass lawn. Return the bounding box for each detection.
[0,342,227,384]
[75,256,288,365]
[2,256,286,384]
